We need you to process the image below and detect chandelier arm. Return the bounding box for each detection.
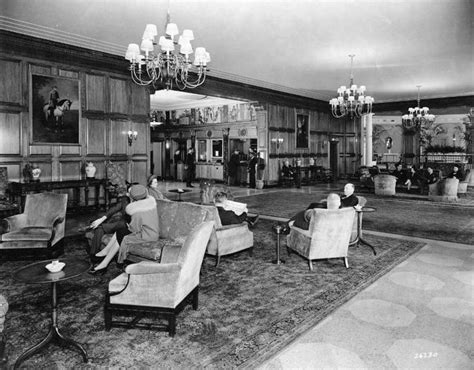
[180,71,206,88]
[130,68,153,86]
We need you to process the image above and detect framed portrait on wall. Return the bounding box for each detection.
[296,113,309,149]
[31,74,80,144]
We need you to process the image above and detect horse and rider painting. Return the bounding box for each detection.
[32,74,79,144]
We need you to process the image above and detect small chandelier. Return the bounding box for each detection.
[401,85,435,130]
[125,10,210,90]
[329,54,374,119]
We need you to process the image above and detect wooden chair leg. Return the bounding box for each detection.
[192,287,199,310]
[168,314,176,337]
[344,257,349,268]
[308,260,313,271]
[215,255,221,267]
[104,306,112,331]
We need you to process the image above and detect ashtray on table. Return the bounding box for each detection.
[45,261,66,273]
[177,188,184,193]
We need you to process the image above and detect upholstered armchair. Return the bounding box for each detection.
[287,207,356,271]
[0,192,67,258]
[0,167,18,219]
[104,221,215,336]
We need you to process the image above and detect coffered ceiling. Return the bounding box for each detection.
[1,0,473,108]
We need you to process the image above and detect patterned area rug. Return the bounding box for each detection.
[237,191,474,245]
[2,221,424,369]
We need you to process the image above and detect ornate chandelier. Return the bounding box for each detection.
[329,54,374,119]
[125,11,210,90]
[401,85,435,130]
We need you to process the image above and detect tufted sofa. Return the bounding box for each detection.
[92,199,254,266]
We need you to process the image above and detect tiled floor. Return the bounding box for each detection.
[258,234,473,369]
[67,180,473,368]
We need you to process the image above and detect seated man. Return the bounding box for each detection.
[303,183,358,210]
[214,191,259,228]
[340,183,359,207]
[448,165,464,180]
[391,163,405,185]
[403,166,416,191]
[286,193,341,232]
[281,160,296,179]
[426,167,439,184]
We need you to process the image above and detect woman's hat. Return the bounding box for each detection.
[129,184,147,201]
[147,174,157,186]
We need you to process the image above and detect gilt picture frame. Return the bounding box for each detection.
[296,113,309,149]
[31,74,80,145]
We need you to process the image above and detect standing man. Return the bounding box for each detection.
[247,149,258,188]
[185,147,196,188]
[228,150,240,186]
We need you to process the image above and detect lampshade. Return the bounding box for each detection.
[165,23,179,37]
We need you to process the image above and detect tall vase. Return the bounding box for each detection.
[85,162,97,178]
[31,167,41,182]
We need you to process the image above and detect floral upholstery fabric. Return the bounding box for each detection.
[106,161,128,196]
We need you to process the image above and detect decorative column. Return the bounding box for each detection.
[222,128,229,181]
[361,113,374,166]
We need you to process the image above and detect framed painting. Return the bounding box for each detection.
[296,113,309,149]
[31,74,80,145]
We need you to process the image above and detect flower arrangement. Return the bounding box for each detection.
[425,145,466,153]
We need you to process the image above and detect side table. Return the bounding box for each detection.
[352,206,377,255]
[12,257,91,368]
[169,188,192,202]
[271,223,286,265]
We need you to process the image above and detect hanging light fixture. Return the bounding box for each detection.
[401,85,435,130]
[125,8,210,90]
[329,54,374,119]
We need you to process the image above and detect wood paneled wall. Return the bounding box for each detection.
[0,34,150,194]
[264,103,360,182]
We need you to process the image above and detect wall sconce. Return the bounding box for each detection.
[127,130,138,146]
[165,140,170,150]
[271,137,284,149]
[222,128,230,138]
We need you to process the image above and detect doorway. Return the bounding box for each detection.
[330,140,339,179]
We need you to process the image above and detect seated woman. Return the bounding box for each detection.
[89,184,159,275]
[85,185,130,261]
[147,174,166,200]
[214,191,259,228]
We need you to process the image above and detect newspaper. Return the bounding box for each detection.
[222,200,248,216]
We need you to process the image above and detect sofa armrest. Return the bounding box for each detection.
[52,216,65,228]
[125,261,180,275]
[160,244,181,263]
[289,224,312,238]
[2,213,27,232]
[216,222,247,231]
